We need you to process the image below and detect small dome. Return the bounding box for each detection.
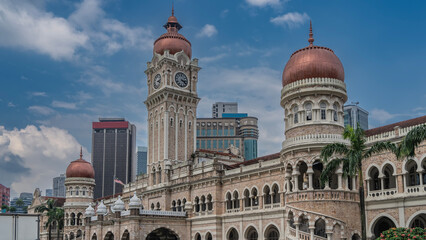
[85,203,95,217]
[282,22,344,86]
[65,148,95,179]
[112,195,125,212]
[153,9,192,58]
[96,200,107,215]
[129,192,141,209]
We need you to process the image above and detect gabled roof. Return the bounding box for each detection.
[365,115,426,137]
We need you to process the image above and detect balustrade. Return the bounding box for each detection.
[286,190,358,203]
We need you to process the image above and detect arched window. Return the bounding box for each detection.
[152,167,156,185]
[207,194,213,211]
[383,165,396,189]
[251,188,258,206]
[406,160,419,186]
[170,117,174,127]
[179,120,183,128]
[205,232,212,240]
[226,192,232,210]
[70,213,76,226]
[82,187,87,196]
[320,102,327,120]
[233,191,239,209]
[369,167,381,191]
[177,199,182,212]
[156,202,160,210]
[75,187,80,196]
[158,167,162,184]
[410,213,426,228]
[69,187,73,196]
[263,186,271,205]
[228,228,239,240]
[76,213,83,226]
[172,200,176,211]
[182,198,187,211]
[293,106,299,124]
[297,162,308,190]
[244,189,251,208]
[188,121,192,130]
[372,217,396,239]
[195,197,200,212]
[272,184,280,203]
[333,104,338,122]
[314,219,326,238]
[151,203,154,210]
[305,102,312,121]
[288,211,295,228]
[201,195,206,211]
[195,233,201,240]
[299,215,309,233]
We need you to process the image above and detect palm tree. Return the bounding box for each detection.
[9,206,16,212]
[35,199,64,240]
[15,198,25,209]
[399,124,426,158]
[319,124,397,240]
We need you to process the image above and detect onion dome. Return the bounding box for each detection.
[85,203,95,217]
[112,195,125,212]
[66,147,95,179]
[153,6,192,58]
[282,21,344,86]
[128,192,141,209]
[96,200,107,215]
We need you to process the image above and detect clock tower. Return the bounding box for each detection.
[144,9,200,186]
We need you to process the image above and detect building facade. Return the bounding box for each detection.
[196,116,259,160]
[212,102,238,118]
[53,174,66,197]
[137,146,148,175]
[344,104,369,130]
[92,118,136,198]
[45,189,53,197]
[54,12,425,240]
[0,184,10,206]
[10,192,33,213]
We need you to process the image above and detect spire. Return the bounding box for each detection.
[308,20,314,46]
[172,1,174,16]
[80,146,83,159]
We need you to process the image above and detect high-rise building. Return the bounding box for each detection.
[92,118,136,198]
[45,189,53,197]
[137,146,148,175]
[10,192,33,213]
[53,174,66,197]
[0,184,10,206]
[196,115,259,160]
[212,102,238,118]
[344,103,369,130]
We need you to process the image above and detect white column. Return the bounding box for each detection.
[157,117,160,163]
[293,173,300,192]
[327,233,333,240]
[193,117,197,152]
[308,168,314,190]
[352,177,357,191]
[309,227,315,240]
[338,173,343,190]
[295,223,300,238]
[164,111,169,159]
[175,112,178,160]
[184,114,188,161]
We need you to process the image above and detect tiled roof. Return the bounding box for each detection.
[365,115,426,137]
[95,193,122,202]
[41,196,66,206]
[228,152,281,169]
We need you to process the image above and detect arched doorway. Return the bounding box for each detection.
[264,225,279,240]
[314,219,326,238]
[70,233,75,240]
[228,228,239,240]
[195,233,201,240]
[146,228,179,240]
[91,233,97,240]
[121,230,130,240]
[76,230,83,240]
[245,226,258,240]
[409,213,426,228]
[372,217,396,239]
[205,232,212,240]
[104,231,114,240]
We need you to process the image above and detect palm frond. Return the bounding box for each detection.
[320,143,349,163]
[364,141,398,159]
[320,158,343,185]
[400,125,426,158]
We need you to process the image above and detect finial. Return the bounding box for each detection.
[80,146,83,159]
[172,1,174,16]
[308,20,314,46]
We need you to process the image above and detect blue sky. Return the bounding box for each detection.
[0,0,425,196]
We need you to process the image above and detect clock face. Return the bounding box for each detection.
[174,72,188,88]
[153,74,161,89]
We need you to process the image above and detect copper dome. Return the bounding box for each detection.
[282,22,344,86]
[65,149,95,179]
[153,9,192,59]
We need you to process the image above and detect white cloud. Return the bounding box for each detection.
[246,0,282,7]
[51,101,77,110]
[270,12,309,28]
[197,24,218,38]
[28,105,55,115]
[30,92,47,97]
[0,125,88,194]
[220,9,229,18]
[370,109,398,124]
[8,102,16,107]
[0,0,88,60]
[199,53,227,63]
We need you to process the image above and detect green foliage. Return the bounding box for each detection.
[35,199,64,240]
[399,124,426,158]
[15,198,25,207]
[376,227,425,240]
[9,206,16,212]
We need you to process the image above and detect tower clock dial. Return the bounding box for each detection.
[153,74,161,89]
[174,72,188,88]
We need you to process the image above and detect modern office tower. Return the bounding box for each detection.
[137,146,148,175]
[53,174,66,197]
[45,189,53,197]
[196,116,259,160]
[212,102,238,118]
[10,192,33,213]
[92,118,136,198]
[344,103,369,130]
[0,184,10,206]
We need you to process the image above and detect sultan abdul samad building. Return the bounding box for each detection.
[29,8,426,240]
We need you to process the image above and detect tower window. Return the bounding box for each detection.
[179,120,183,128]
[293,106,299,124]
[188,121,192,130]
[170,118,173,127]
[305,103,312,121]
[320,102,327,120]
[333,104,338,122]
